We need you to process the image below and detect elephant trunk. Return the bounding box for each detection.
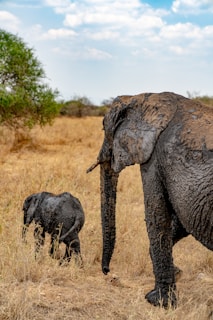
[100,162,118,274]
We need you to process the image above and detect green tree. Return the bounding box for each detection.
[0,29,60,130]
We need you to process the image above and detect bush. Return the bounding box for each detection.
[60,96,111,117]
[194,96,213,107]
[0,29,61,130]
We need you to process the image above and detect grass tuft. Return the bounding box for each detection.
[0,117,212,319]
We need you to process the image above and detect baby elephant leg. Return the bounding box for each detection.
[61,235,83,266]
[49,233,60,259]
[34,225,45,259]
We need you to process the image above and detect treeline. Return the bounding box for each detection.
[59,96,113,118]
[194,95,213,107]
[59,94,213,118]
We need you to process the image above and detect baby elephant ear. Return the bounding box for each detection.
[111,93,177,173]
[23,194,40,225]
[23,195,34,211]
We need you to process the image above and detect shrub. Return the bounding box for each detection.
[0,29,61,130]
[60,96,111,117]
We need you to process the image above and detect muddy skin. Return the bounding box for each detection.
[90,92,213,308]
[22,192,85,264]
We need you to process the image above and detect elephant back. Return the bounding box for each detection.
[179,99,213,150]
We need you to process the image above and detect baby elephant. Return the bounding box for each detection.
[22,192,85,264]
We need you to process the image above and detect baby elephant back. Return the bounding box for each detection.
[61,193,85,222]
[40,192,84,234]
[57,193,85,241]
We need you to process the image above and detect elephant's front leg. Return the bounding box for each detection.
[141,166,176,308]
[49,233,60,259]
[146,223,176,308]
[34,224,45,259]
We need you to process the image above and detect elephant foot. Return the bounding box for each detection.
[71,253,84,268]
[59,254,84,268]
[145,287,177,308]
[59,259,69,267]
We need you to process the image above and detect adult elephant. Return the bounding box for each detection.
[87,92,213,308]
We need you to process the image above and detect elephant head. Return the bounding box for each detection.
[88,92,179,274]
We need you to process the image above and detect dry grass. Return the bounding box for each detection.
[0,117,212,320]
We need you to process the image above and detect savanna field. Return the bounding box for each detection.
[0,116,212,320]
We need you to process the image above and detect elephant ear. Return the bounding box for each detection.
[111,92,178,172]
[23,194,40,225]
[23,194,36,212]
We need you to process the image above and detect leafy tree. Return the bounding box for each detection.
[101,97,114,107]
[60,95,110,117]
[0,29,60,130]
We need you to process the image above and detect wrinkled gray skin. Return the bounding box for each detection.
[22,192,85,263]
[88,92,213,308]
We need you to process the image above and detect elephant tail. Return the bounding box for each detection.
[59,219,81,242]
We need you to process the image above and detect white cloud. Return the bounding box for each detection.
[52,46,71,56]
[10,0,212,63]
[0,10,20,32]
[87,30,120,40]
[44,0,168,33]
[52,45,112,60]
[63,14,83,27]
[43,0,76,14]
[6,1,43,9]
[2,0,210,102]
[63,11,132,28]
[43,0,70,7]
[160,23,202,40]
[41,28,77,40]
[203,25,213,37]
[169,45,188,55]
[60,0,169,48]
[38,0,213,60]
[47,0,145,14]
[172,0,213,13]
[129,14,165,36]
[84,47,112,60]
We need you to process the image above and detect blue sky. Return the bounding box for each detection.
[1,0,213,104]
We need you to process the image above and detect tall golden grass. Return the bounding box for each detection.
[0,117,212,320]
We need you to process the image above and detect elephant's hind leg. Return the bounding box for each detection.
[61,236,83,267]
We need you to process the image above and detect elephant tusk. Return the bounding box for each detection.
[86,160,101,173]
